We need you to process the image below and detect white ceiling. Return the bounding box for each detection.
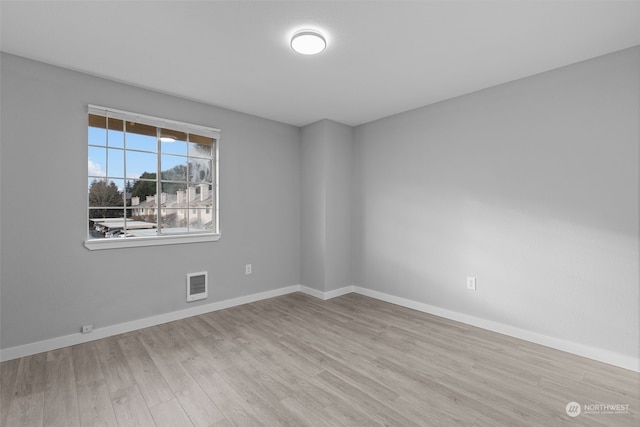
[2,1,640,127]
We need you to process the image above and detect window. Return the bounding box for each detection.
[85,105,220,250]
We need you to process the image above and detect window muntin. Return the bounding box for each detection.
[87,106,219,246]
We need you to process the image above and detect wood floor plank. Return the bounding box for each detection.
[3,392,44,427]
[117,332,174,408]
[75,380,118,427]
[172,316,212,343]
[0,358,20,427]
[12,353,47,398]
[289,337,400,405]
[139,328,199,393]
[226,350,293,401]
[94,336,136,394]
[71,342,118,427]
[231,339,338,412]
[279,396,344,427]
[148,322,201,362]
[393,394,477,426]
[190,335,239,373]
[149,398,194,427]
[139,327,227,426]
[582,368,640,400]
[441,370,565,426]
[249,332,325,378]
[314,370,419,427]
[365,357,478,425]
[110,385,156,427]
[181,354,262,426]
[72,342,105,387]
[537,376,640,426]
[2,292,638,427]
[42,348,80,427]
[216,366,306,427]
[174,385,226,427]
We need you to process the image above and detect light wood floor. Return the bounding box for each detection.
[1,292,638,426]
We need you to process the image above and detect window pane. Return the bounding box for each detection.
[107,117,124,148]
[89,113,106,129]
[189,209,213,232]
[131,202,157,224]
[130,194,157,224]
[108,130,124,148]
[126,130,157,152]
[88,146,106,178]
[188,134,214,158]
[188,142,212,158]
[161,155,187,181]
[126,151,157,179]
[122,209,156,238]
[89,208,127,238]
[107,148,125,179]
[160,182,187,206]
[129,179,157,207]
[89,207,126,219]
[88,179,124,207]
[126,120,156,135]
[107,119,124,148]
[160,208,187,234]
[89,210,137,239]
[208,185,216,206]
[88,109,218,242]
[188,158,213,183]
[125,179,134,204]
[113,178,126,195]
[185,183,213,206]
[88,215,106,239]
[161,130,187,155]
[88,126,107,147]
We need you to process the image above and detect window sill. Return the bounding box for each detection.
[84,233,221,251]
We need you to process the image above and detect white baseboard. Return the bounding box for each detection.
[0,285,300,362]
[0,284,355,361]
[353,286,640,373]
[3,284,637,372]
[299,285,354,300]
[298,285,325,299]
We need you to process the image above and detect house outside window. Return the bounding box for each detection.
[85,105,220,250]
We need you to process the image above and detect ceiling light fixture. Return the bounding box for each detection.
[291,30,326,55]
[159,135,176,142]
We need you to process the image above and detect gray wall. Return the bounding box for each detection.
[2,47,638,363]
[324,121,353,293]
[301,119,353,293]
[353,47,640,358]
[0,54,301,349]
[301,121,326,292]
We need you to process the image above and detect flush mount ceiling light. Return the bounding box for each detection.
[291,30,326,55]
[159,135,176,142]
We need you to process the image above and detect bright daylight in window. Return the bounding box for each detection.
[86,106,220,250]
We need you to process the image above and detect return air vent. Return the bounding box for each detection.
[186,272,208,302]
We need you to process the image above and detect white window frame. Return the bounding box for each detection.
[84,105,221,251]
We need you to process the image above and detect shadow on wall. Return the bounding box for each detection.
[357,183,638,358]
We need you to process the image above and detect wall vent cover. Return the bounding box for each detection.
[186,272,208,302]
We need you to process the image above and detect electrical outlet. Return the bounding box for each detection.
[81,324,93,334]
[466,277,476,291]
[245,264,252,275]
